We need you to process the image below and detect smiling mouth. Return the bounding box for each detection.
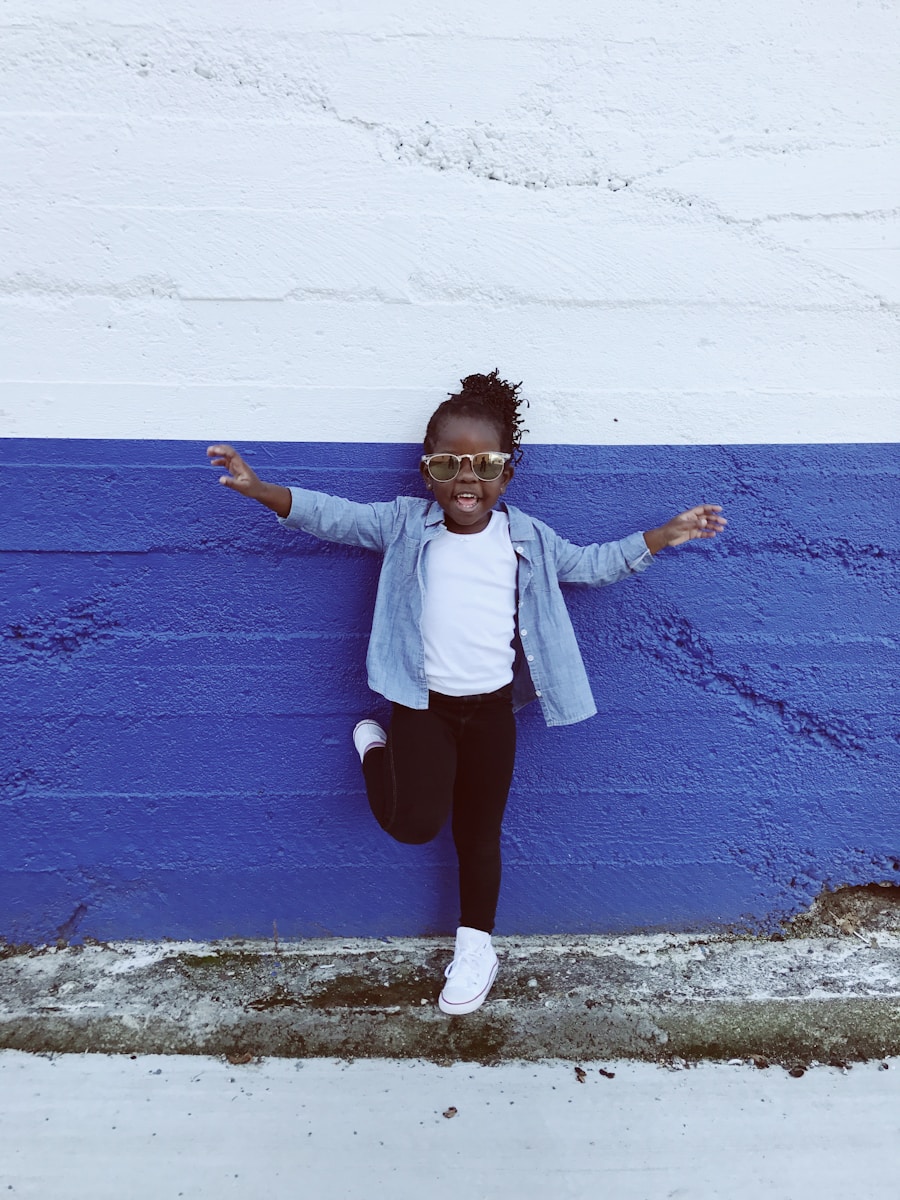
[454,493,480,512]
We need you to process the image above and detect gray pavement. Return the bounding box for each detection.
[2,1051,899,1199]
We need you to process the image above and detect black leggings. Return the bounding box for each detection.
[361,684,517,934]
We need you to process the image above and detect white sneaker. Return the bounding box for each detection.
[352,719,386,763]
[438,926,498,1015]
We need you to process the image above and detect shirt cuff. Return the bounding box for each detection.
[622,530,654,572]
[275,486,303,528]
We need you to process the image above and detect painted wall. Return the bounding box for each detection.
[1,1,898,944]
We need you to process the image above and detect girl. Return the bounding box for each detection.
[207,371,726,1016]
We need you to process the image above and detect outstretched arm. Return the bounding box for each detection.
[207,442,397,552]
[207,444,292,518]
[643,505,727,555]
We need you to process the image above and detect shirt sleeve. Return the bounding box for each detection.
[551,529,654,585]
[277,486,400,553]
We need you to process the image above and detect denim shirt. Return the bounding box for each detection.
[279,487,653,727]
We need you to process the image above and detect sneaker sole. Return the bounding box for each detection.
[437,960,498,1016]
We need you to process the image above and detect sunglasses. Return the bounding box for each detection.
[421,451,511,483]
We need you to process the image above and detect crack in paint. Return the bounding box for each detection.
[0,768,49,804]
[0,273,179,301]
[711,536,899,580]
[55,903,89,945]
[3,596,120,660]
[710,449,899,579]
[384,121,623,190]
[764,536,898,579]
[622,602,865,755]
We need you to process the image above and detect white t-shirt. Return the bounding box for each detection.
[421,510,518,696]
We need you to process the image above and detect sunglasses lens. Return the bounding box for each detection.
[427,454,459,481]
[425,452,507,481]
[472,453,505,481]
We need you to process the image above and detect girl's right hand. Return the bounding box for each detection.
[207,444,293,517]
[207,444,261,498]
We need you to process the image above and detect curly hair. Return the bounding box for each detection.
[423,369,529,464]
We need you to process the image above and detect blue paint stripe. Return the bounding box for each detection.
[1,440,898,943]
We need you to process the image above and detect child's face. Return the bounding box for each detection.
[420,414,514,535]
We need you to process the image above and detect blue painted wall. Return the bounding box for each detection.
[1,439,897,944]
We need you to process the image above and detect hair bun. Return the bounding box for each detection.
[423,368,529,463]
[458,369,519,402]
[458,370,528,462]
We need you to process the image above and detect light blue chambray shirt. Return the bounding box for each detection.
[278,488,653,727]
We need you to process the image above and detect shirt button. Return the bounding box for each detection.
[527,654,534,662]
[535,690,542,697]
[515,546,523,554]
[521,630,528,637]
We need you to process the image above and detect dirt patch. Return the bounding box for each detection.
[780,883,900,939]
[0,942,36,961]
[304,958,441,1009]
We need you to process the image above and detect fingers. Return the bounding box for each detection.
[672,505,727,542]
[206,443,258,498]
[207,443,246,478]
[688,505,727,533]
[692,522,724,537]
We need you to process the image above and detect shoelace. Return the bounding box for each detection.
[444,945,490,984]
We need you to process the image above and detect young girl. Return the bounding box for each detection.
[207,371,726,1016]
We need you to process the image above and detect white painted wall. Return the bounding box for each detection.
[1,1,898,443]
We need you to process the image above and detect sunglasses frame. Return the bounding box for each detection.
[420,451,512,483]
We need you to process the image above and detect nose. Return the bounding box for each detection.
[456,455,478,482]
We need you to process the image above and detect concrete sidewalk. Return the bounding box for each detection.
[3,923,900,1065]
[4,1051,899,1200]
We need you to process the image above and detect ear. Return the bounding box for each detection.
[420,460,433,490]
[499,464,515,494]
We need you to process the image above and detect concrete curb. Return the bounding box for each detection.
[3,932,900,1064]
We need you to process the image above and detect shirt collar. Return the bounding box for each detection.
[501,501,536,542]
[424,500,446,528]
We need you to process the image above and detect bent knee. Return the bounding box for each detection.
[388,817,443,846]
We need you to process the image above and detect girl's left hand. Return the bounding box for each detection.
[645,505,727,553]
[662,505,727,546]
